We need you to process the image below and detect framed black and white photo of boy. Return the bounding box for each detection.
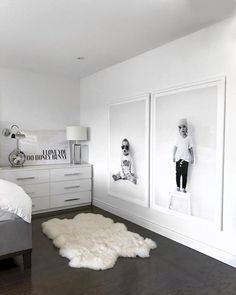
[150,77,225,230]
[109,94,150,207]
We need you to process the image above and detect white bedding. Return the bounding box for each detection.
[0,179,32,223]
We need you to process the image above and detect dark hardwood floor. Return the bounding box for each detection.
[1,206,236,295]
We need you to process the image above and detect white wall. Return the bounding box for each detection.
[80,15,236,267]
[0,68,80,129]
[0,68,80,165]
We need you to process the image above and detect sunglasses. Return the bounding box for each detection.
[121,145,129,150]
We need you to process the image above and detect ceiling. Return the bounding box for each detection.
[0,0,235,79]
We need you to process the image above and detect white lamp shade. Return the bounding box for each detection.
[66,126,87,141]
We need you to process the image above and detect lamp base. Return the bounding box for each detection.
[71,143,81,164]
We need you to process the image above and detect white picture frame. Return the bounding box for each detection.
[108,94,150,207]
[150,76,225,230]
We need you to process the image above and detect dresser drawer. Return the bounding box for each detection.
[50,191,91,208]
[0,169,49,185]
[50,179,91,195]
[50,166,91,182]
[32,196,50,212]
[21,183,50,198]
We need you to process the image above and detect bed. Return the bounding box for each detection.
[0,181,32,269]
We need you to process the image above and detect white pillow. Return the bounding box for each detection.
[0,179,32,223]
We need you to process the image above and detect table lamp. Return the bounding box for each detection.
[66,126,87,164]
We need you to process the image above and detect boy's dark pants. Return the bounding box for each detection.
[176,159,189,189]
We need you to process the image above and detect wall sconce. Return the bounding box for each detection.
[2,125,26,140]
[66,126,87,164]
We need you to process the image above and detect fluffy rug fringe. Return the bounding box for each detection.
[42,213,157,270]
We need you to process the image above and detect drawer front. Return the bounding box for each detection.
[50,166,91,182]
[0,169,49,185]
[50,179,91,195]
[21,183,50,198]
[32,196,50,212]
[50,191,91,208]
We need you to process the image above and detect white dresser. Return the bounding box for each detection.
[0,164,92,214]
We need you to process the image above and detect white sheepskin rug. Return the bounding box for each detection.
[42,213,157,270]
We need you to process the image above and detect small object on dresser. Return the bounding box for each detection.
[2,124,26,167]
[9,148,26,167]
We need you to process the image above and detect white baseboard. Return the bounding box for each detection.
[94,199,236,269]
